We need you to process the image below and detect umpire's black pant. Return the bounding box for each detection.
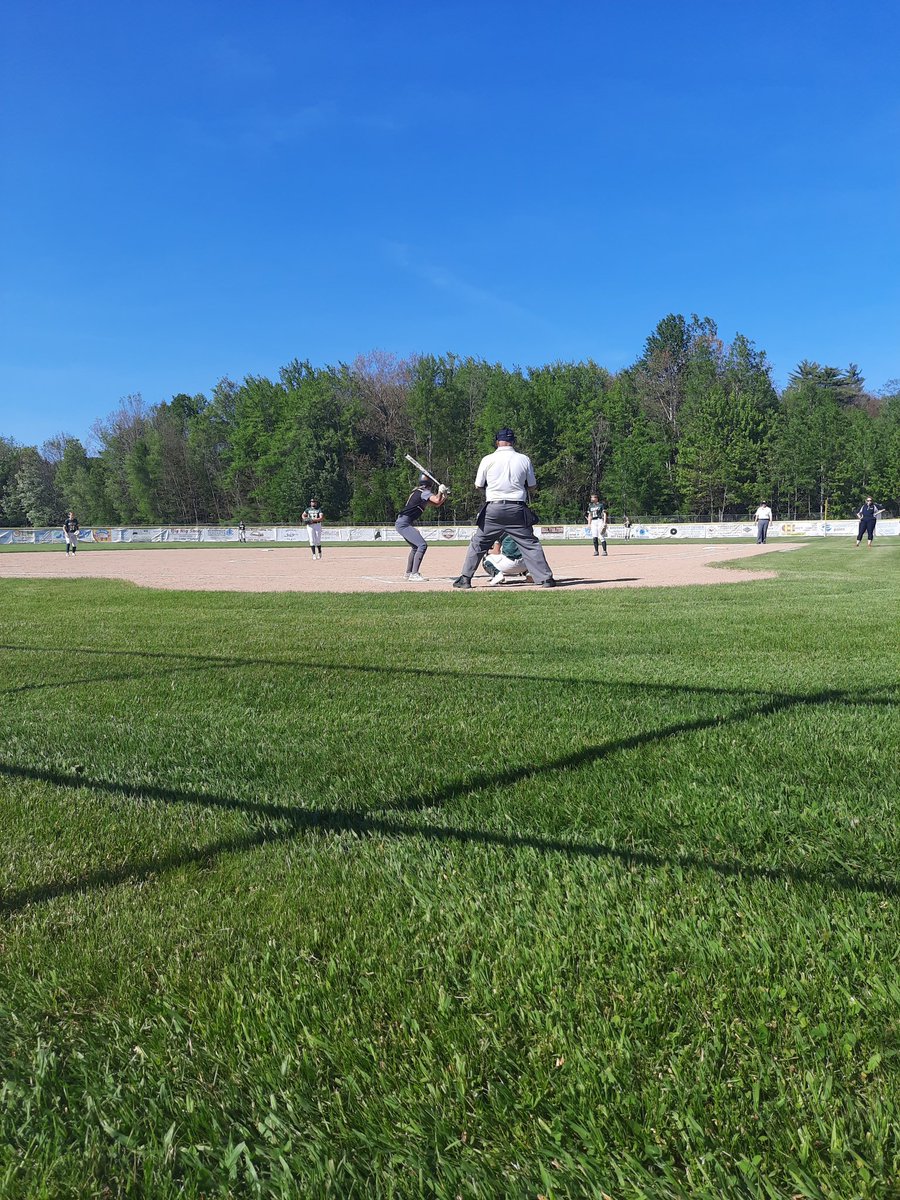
[457,501,553,584]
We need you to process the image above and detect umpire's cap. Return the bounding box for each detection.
[495,427,516,443]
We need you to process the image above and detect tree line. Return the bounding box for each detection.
[2,314,898,528]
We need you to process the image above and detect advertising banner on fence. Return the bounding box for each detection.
[2,519,897,545]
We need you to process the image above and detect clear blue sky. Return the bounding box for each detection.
[2,0,898,447]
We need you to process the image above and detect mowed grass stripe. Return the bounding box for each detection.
[1,541,898,1198]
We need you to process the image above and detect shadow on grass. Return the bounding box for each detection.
[0,641,857,701]
[1,682,896,914]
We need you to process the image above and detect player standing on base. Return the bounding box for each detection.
[63,511,80,556]
[395,475,447,581]
[587,494,608,556]
[302,499,324,558]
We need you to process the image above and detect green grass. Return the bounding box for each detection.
[1,542,898,1199]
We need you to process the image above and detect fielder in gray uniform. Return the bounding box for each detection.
[452,429,556,589]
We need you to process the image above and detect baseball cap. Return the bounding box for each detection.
[495,428,516,443]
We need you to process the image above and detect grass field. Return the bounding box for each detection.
[1,542,898,1199]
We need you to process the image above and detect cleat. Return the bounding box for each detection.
[407,573,427,582]
[452,576,472,589]
[540,578,557,588]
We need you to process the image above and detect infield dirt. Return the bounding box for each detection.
[0,541,805,592]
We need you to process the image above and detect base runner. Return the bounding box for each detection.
[395,475,447,581]
[302,498,324,558]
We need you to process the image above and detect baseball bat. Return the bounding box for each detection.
[404,453,445,490]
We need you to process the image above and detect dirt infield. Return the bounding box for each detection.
[0,542,805,592]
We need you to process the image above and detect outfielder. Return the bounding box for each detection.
[302,498,324,558]
[587,494,608,556]
[452,429,556,589]
[395,475,447,581]
[855,496,885,548]
[63,511,80,555]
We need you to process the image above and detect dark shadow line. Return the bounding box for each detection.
[1,684,897,914]
[4,643,895,704]
[378,687,896,813]
[1,826,295,915]
[3,793,896,917]
[550,577,640,587]
[2,687,894,828]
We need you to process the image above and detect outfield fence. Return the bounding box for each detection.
[2,519,897,545]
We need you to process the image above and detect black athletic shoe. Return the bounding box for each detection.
[452,576,472,589]
[541,578,557,588]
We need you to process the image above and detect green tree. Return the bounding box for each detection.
[0,437,25,524]
[11,447,58,526]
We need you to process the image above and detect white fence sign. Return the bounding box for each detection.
[1,519,897,545]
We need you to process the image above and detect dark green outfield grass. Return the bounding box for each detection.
[1,542,898,1199]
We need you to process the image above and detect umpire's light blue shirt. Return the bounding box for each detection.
[475,447,537,501]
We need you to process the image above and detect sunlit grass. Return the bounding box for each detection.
[1,541,898,1198]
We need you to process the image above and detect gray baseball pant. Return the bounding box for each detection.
[396,518,427,573]
[457,502,553,583]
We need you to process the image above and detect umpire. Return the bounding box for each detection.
[452,429,556,589]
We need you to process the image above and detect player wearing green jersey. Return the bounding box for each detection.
[302,499,324,558]
[483,536,530,585]
[587,495,608,556]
